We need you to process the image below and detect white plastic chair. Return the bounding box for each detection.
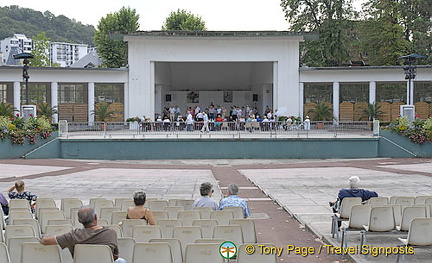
[237,243,278,263]
[340,204,371,249]
[147,200,169,210]
[230,218,257,243]
[0,242,11,263]
[151,210,169,222]
[7,236,40,263]
[100,207,120,222]
[132,225,162,242]
[39,209,66,234]
[223,206,244,219]
[150,238,183,263]
[192,219,218,238]
[390,196,415,209]
[8,210,33,225]
[45,224,73,236]
[132,242,172,263]
[117,237,135,263]
[367,197,389,207]
[35,198,57,219]
[4,225,36,245]
[210,210,234,225]
[398,206,428,231]
[331,197,362,241]
[73,244,114,263]
[165,206,184,219]
[93,199,115,217]
[9,199,31,210]
[158,219,183,238]
[173,226,203,259]
[414,195,432,204]
[120,219,147,237]
[361,206,396,248]
[175,199,194,210]
[177,210,201,226]
[212,225,243,246]
[60,198,83,219]
[397,218,432,263]
[21,242,62,263]
[192,207,213,219]
[12,218,42,238]
[184,243,223,263]
[111,211,127,225]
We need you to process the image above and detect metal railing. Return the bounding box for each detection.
[58,120,376,139]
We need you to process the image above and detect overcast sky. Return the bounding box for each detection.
[1,0,294,31]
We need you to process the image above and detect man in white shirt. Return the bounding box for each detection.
[201,111,209,133]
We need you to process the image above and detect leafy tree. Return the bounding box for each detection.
[30,32,50,67]
[280,0,355,66]
[162,9,206,31]
[94,7,139,68]
[37,102,58,121]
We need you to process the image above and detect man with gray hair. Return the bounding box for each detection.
[192,182,218,210]
[40,205,126,263]
[219,183,251,218]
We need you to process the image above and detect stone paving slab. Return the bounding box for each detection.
[0,164,71,179]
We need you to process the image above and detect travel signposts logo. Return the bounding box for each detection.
[219,241,237,259]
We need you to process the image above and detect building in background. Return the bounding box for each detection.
[49,42,88,67]
[0,34,33,65]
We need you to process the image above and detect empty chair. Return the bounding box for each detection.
[147,200,169,210]
[8,210,33,224]
[0,242,10,263]
[70,207,81,227]
[5,225,36,245]
[223,206,244,219]
[21,242,62,263]
[132,225,162,242]
[9,199,31,210]
[173,226,203,258]
[114,198,131,209]
[132,242,173,263]
[107,225,123,237]
[150,238,183,263]
[361,206,396,248]
[237,243,278,263]
[184,243,223,263]
[414,196,432,204]
[158,219,183,238]
[230,218,257,243]
[176,199,194,210]
[340,204,371,248]
[89,198,108,207]
[168,199,181,207]
[111,211,128,225]
[100,207,120,222]
[12,218,41,238]
[398,206,428,231]
[192,207,213,219]
[73,244,114,263]
[121,219,147,237]
[0,207,5,230]
[45,224,73,236]
[177,210,201,226]
[151,210,169,222]
[195,238,226,243]
[121,200,135,211]
[213,225,243,245]
[390,196,415,209]
[425,197,432,205]
[210,210,234,225]
[331,197,362,241]
[7,236,39,263]
[192,219,218,238]
[61,198,83,219]
[367,197,389,207]
[39,209,66,234]
[165,206,184,219]
[98,219,110,226]
[47,219,74,227]
[35,197,57,219]
[396,218,432,262]
[93,199,115,217]
[388,204,403,226]
[117,237,135,263]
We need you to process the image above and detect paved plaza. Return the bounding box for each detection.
[0,157,431,262]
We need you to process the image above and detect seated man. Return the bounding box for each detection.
[192,182,219,210]
[41,205,126,263]
[219,183,251,218]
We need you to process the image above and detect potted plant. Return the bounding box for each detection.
[308,102,333,129]
[37,102,58,122]
[126,117,141,130]
[92,103,115,130]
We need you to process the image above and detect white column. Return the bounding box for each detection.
[410,80,414,105]
[51,82,58,123]
[13,82,21,115]
[333,82,340,124]
[273,61,278,112]
[88,82,95,124]
[149,61,156,120]
[369,81,376,104]
[123,82,129,122]
[299,82,304,119]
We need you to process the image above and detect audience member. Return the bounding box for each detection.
[219,183,251,218]
[8,180,37,212]
[126,190,156,225]
[0,192,9,215]
[40,205,126,263]
[192,182,218,210]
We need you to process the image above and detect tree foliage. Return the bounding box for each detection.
[162,9,206,31]
[0,5,94,45]
[94,7,139,68]
[30,32,51,67]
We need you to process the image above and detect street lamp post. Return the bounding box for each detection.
[13,52,34,105]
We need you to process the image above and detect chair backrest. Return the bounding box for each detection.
[237,243,278,263]
[0,242,10,263]
[390,196,415,209]
[348,204,371,229]
[70,208,81,228]
[98,219,110,226]
[60,198,83,219]
[165,206,184,219]
[89,198,108,207]
[367,197,389,207]
[229,219,257,243]
[21,242,62,263]
[106,225,123,237]
[195,238,226,243]
[414,196,432,204]
[45,224,74,236]
[406,218,432,246]
[9,199,31,210]
[147,200,169,210]
[121,219,147,237]
[399,206,428,231]
[367,206,395,232]
[120,200,135,211]
[73,244,114,263]
[5,225,36,245]
[47,219,73,227]
[192,207,213,219]
[151,210,169,222]
[387,204,402,226]
[213,225,243,245]
[111,211,128,225]
[93,199,115,217]
[7,236,39,263]
[0,206,5,230]
[35,198,57,219]
[168,199,181,206]
[132,225,162,242]
[158,219,183,238]
[339,197,362,219]
[8,210,33,224]
[132,242,173,263]
[175,199,194,210]
[100,207,120,222]
[114,198,131,209]
[11,218,41,238]
[192,219,218,238]
[173,226,203,257]
[39,209,66,234]
[223,207,244,219]
[117,237,135,263]
[184,243,224,263]
[425,197,432,205]
[177,210,201,226]
[210,210,234,225]
[150,238,183,263]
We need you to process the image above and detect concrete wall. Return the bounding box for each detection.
[379,130,432,158]
[0,132,59,159]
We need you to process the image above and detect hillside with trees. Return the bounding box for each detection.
[0,5,95,45]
